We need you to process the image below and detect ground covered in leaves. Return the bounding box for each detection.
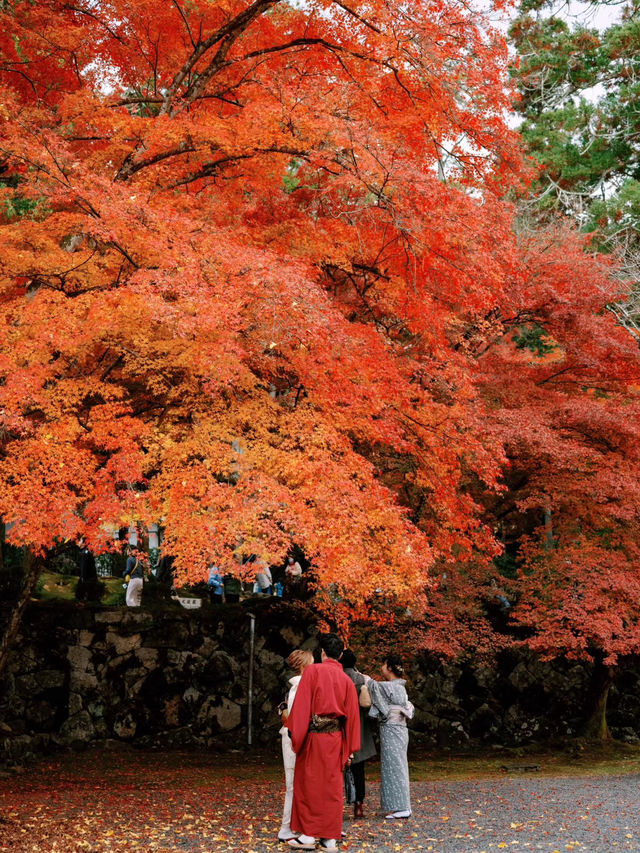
[2,747,640,852]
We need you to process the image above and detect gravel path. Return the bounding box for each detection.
[353,775,640,852]
[1,751,639,852]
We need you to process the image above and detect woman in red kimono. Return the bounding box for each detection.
[286,634,360,851]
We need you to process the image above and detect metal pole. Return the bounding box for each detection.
[247,612,255,747]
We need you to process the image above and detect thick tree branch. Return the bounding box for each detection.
[160,0,281,115]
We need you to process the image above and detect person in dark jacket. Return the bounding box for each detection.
[79,540,97,582]
[341,648,377,818]
[76,538,101,601]
[123,548,144,607]
[223,573,242,603]
[155,554,175,586]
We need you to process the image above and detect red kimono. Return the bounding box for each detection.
[287,659,360,840]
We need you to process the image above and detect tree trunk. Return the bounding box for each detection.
[0,518,4,571]
[0,549,40,684]
[544,505,554,551]
[581,658,614,741]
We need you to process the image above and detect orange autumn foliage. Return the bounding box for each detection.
[1,1,639,654]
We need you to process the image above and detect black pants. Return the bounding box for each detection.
[352,759,366,803]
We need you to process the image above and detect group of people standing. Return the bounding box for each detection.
[277,634,413,850]
[207,556,304,602]
[120,551,304,608]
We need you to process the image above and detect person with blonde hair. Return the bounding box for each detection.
[277,648,314,843]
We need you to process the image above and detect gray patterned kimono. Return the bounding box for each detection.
[368,678,413,813]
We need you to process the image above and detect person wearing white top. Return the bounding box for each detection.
[255,562,273,594]
[286,557,302,578]
[278,649,314,842]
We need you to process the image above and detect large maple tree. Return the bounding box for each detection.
[1,0,640,709]
[497,0,640,735]
[477,222,640,735]
[0,0,523,602]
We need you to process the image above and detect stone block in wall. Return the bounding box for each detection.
[77,631,94,647]
[183,686,201,705]
[113,709,138,739]
[87,701,105,720]
[468,703,501,738]
[129,675,147,696]
[163,695,181,727]
[93,719,109,739]
[255,649,286,690]
[474,666,498,690]
[196,637,220,660]
[258,649,286,670]
[10,645,40,673]
[100,610,154,634]
[197,696,241,732]
[1,733,39,762]
[507,659,540,692]
[413,708,441,732]
[502,704,547,742]
[95,611,125,624]
[68,692,84,717]
[418,671,457,704]
[25,700,57,728]
[106,632,142,655]
[199,651,237,686]
[144,618,190,648]
[279,626,304,648]
[434,719,469,748]
[167,650,193,667]
[135,647,158,669]
[69,670,98,692]
[15,673,41,697]
[35,670,66,690]
[60,711,95,744]
[2,698,26,728]
[103,653,127,672]
[67,645,93,672]
[122,661,151,692]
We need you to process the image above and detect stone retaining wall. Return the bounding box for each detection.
[0,600,312,767]
[2,600,640,767]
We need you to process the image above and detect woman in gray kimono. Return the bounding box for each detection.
[366,654,413,819]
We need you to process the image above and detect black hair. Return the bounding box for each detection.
[319,633,344,660]
[385,654,404,678]
[340,648,357,669]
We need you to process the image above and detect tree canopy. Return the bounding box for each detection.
[1,0,639,655]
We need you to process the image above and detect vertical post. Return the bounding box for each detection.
[247,612,256,747]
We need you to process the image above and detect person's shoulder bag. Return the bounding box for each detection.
[359,682,372,709]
